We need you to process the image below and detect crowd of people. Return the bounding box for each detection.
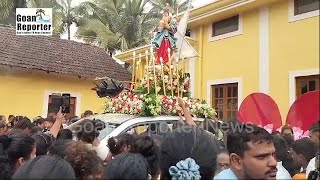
[0,98,319,180]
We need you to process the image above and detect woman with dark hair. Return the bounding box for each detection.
[108,133,134,157]
[105,152,150,180]
[12,155,75,179]
[57,129,73,140]
[31,133,53,156]
[130,135,160,180]
[0,133,36,178]
[48,139,74,158]
[159,126,218,179]
[65,141,104,179]
[158,98,219,179]
[76,119,108,160]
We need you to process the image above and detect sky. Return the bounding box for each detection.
[60,0,209,41]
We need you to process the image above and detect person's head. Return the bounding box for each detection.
[309,121,320,148]
[57,129,73,140]
[84,110,93,117]
[31,133,53,156]
[108,133,134,156]
[30,126,43,136]
[160,125,218,179]
[14,116,33,134]
[0,133,36,178]
[0,121,7,135]
[227,124,277,180]
[216,148,230,174]
[12,155,75,179]
[130,135,159,178]
[8,115,15,122]
[105,152,150,180]
[220,119,243,146]
[65,141,104,179]
[43,117,54,130]
[272,135,289,162]
[48,139,74,158]
[76,119,99,144]
[281,125,294,137]
[282,133,294,147]
[0,115,6,122]
[34,117,45,129]
[291,137,317,169]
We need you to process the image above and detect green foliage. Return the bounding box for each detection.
[141,94,162,116]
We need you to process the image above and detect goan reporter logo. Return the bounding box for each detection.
[16,8,52,36]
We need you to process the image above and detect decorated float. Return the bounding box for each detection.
[103,2,216,119]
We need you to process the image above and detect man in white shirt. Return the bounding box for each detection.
[272,134,292,179]
[307,121,320,178]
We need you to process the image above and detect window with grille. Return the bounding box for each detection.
[212,15,239,37]
[296,75,320,98]
[294,0,319,15]
[211,83,238,120]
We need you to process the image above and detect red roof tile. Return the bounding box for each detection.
[0,27,131,81]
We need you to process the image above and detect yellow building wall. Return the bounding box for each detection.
[194,9,260,103]
[269,1,320,122]
[0,68,106,119]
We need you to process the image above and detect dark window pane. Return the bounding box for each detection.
[219,87,223,98]
[309,81,316,91]
[233,86,238,97]
[294,0,319,15]
[228,87,232,97]
[301,81,308,94]
[215,88,219,98]
[213,15,239,36]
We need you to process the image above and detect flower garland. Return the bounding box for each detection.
[105,92,217,118]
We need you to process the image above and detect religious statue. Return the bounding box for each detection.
[152,4,178,64]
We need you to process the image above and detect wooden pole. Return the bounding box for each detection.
[160,57,166,96]
[151,50,158,96]
[168,48,174,97]
[131,51,136,89]
[145,50,150,94]
[176,58,180,97]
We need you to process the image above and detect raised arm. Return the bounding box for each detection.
[177,98,196,126]
[49,107,64,138]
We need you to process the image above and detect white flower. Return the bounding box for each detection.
[172,109,177,114]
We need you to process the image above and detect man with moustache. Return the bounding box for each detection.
[215,123,278,180]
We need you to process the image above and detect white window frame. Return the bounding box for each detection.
[288,0,320,23]
[288,69,319,106]
[208,15,243,42]
[206,77,243,110]
[42,90,82,117]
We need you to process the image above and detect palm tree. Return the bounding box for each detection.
[150,0,190,15]
[36,9,45,19]
[75,0,159,52]
[52,0,82,40]
[0,0,27,25]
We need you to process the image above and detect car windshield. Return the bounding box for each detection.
[97,122,120,141]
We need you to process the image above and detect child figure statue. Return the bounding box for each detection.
[152,3,177,64]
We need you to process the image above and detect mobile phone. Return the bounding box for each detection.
[61,93,70,114]
[49,95,62,113]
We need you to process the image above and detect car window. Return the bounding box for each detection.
[123,120,176,136]
[97,122,120,141]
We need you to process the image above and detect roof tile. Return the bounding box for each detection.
[0,27,131,81]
